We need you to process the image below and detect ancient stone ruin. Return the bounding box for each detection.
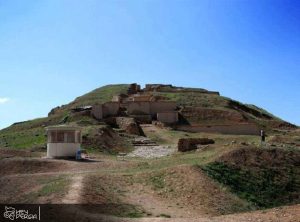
[91,83,179,124]
[178,138,215,152]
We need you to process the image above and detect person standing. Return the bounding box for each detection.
[260,129,266,147]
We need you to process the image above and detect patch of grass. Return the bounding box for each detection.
[158,213,171,218]
[38,177,69,196]
[125,211,144,218]
[20,176,69,203]
[72,84,129,107]
[0,127,46,149]
[150,174,165,190]
[201,162,300,208]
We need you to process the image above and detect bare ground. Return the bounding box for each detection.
[0,142,299,221]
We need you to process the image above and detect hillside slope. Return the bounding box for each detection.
[0,83,297,150]
[202,147,300,208]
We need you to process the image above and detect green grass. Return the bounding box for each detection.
[38,176,69,196]
[158,213,171,218]
[0,127,46,149]
[120,147,222,176]
[0,84,130,150]
[71,84,129,107]
[156,91,229,108]
[124,210,144,218]
[150,173,165,190]
[20,176,70,203]
[201,162,300,208]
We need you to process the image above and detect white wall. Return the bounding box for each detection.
[47,143,81,158]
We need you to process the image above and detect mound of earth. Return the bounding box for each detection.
[81,125,132,154]
[115,117,145,136]
[141,165,252,216]
[218,146,300,167]
[202,147,300,208]
[80,165,251,218]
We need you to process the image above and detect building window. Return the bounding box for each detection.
[50,131,56,143]
[66,132,75,143]
[57,132,65,143]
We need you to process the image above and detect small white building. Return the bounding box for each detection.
[46,125,82,158]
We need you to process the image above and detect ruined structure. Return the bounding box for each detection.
[91,102,120,120]
[79,83,263,135]
[91,83,179,124]
[157,111,178,123]
[178,138,215,152]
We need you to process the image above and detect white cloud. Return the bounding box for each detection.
[0,97,10,104]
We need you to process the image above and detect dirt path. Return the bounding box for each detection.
[120,203,300,222]
[62,175,84,204]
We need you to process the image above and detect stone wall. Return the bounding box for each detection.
[150,101,177,115]
[157,112,178,123]
[127,101,177,116]
[91,105,103,120]
[127,102,151,115]
[129,115,152,124]
[92,102,120,120]
[175,124,260,135]
[128,83,141,94]
[102,102,120,117]
[132,95,152,102]
[180,107,246,124]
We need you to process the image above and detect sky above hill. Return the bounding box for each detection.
[0,0,299,129]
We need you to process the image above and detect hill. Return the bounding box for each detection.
[0,83,297,151]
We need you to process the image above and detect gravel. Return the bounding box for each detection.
[127,145,176,159]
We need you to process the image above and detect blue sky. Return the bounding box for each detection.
[0,0,299,129]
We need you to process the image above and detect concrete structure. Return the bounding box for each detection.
[46,125,82,158]
[157,111,178,123]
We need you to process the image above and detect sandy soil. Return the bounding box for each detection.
[62,175,83,204]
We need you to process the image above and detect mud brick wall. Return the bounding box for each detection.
[178,138,215,152]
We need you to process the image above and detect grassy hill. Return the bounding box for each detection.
[0,84,130,151]
[0,83,296,151]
